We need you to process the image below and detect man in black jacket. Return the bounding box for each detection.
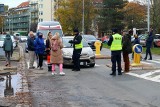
[27,31,35,69]
[69,28,83,71]
[144,29,153,60]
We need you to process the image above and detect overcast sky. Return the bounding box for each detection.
[0,0,28,8]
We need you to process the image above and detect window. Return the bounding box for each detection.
[39,18,43,22]
[39,11,43,15]
[39,4,43,8]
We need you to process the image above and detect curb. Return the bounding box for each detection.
[95,55,111,59]
[15,46,32,107]
[106,63,156,70]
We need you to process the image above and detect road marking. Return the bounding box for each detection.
[127,70,160,83]
[140,70,160,77]
[95,64,100,66]
[147,60,160,64]
[141,61,152,65]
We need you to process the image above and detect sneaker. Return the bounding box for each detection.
[52,72,57,76]
[39,67,43,70]
[29,66,35,69]
[59,72,65,76]
[52,72,55,76]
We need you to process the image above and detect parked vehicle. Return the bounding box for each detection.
[101,36,109,43]
[82,34,103,50]
[62,36,95,67]
[139,34,148,47]
[153,34,160,47]
[19,36,28,42]
[0,34,17,49]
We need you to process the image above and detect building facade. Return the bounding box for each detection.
[29,0,57,22]
[4,1,30,35]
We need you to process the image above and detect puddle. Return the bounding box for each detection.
[0,72,22,97]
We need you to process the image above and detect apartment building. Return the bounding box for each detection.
[4,1,30,35]
[29,0,57,22]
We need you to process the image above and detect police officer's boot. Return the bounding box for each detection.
[48,64,52,72]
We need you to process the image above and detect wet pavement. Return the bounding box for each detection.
[0,72,21,98]
[0,46,32,107]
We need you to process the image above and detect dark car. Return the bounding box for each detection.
[82,35,103,50]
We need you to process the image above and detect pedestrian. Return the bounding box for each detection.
[3,34,13,67]
[144,29,153,60]
[34,32,45,70]
[50,32,65,76]
[27,31,36,69]
[69,28,83,71]
[122,30,132,72]
[132,34,140,59]
[108,28,122,76]
[46,32,52,72]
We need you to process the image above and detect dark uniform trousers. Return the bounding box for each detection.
[111,51,122,74]
[72,49,82,70]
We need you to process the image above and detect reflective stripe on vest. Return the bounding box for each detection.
[110,34,122,51]
[75,41,83,49]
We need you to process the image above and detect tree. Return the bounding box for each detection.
[99,0,127,33]
[54,0,95,34]
[123,2,147,29]
[150,0,160,33]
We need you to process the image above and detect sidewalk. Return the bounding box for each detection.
[0,46,32,107]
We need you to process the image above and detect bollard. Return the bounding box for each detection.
[94,41,101,55]
[131,44,143,66]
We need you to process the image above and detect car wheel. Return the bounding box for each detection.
[90,63,95,67]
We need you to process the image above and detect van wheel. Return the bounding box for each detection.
[90,64,95,67]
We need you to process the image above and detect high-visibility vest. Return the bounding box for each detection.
[110,33,122,51]
[75,41,83,49]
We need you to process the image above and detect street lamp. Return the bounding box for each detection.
[147,0,150,32]
[82,0,84,34]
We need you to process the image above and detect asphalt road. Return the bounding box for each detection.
[21,43,160,107]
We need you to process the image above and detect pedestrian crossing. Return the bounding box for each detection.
[127,59,160,83]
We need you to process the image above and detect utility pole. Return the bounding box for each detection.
[82,0,84,34]
[147,0,150,32]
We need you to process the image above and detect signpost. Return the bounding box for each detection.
[131,44,143,66]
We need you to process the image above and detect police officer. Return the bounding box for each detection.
[108,29,122,76]
[69,28,83,71]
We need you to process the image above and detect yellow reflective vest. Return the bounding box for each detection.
[75,41,83,49]
[110,33,122,51]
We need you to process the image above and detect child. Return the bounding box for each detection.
[50,32,65,76]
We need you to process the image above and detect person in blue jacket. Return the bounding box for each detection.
[34,32,45,70]
[144,29,153,60]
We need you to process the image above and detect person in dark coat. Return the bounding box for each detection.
[122,30,132,72]
[144,29,153,60]
[132,34,140,59]
[3,34,13,67]
[46,32,52,71]
[69,28,83,71]
[34,32,45,70]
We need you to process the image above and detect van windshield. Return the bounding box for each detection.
[37,29,63,39]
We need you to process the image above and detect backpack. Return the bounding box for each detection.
[51,39,59,51]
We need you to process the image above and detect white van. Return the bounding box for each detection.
[37,21,64,38]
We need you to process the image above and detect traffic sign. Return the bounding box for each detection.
[133,44,143,54]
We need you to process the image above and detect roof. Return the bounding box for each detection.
[17,1,29,8]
